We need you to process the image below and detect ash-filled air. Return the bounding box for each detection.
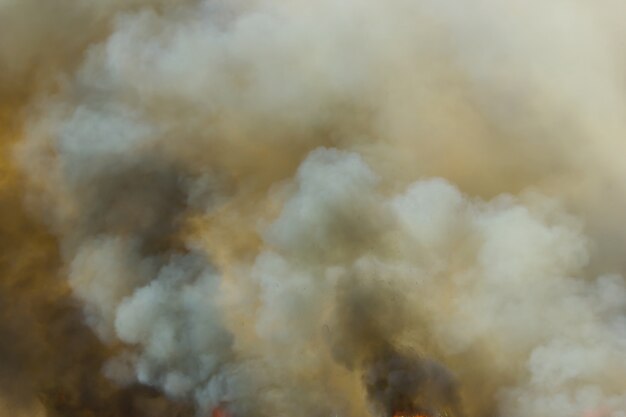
[1,1,626,417]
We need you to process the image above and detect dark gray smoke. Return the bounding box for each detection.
[365,352,462,417]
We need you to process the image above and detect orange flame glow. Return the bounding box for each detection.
[212,406,232,417]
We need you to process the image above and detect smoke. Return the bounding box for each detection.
[1,0,626,417]
[365,351,462,417]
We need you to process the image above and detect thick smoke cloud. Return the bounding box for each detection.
[1,1,626,417]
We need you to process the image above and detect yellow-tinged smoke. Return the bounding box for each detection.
[1,1,626,417]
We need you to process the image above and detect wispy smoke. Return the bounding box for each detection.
[1,1,626,417]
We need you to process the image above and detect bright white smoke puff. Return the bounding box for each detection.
[13,0,626,417]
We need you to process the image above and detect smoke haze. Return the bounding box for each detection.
[1,1,625,417]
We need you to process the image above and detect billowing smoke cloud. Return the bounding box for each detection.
[1,0,626,417]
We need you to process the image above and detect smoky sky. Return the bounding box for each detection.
[1,1,626,417]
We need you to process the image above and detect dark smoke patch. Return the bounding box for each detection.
[365,351,463,417]
[64,154,190,254]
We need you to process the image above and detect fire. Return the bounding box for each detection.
[212,406,232,417]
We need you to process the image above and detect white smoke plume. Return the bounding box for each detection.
[2,0,626,417]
